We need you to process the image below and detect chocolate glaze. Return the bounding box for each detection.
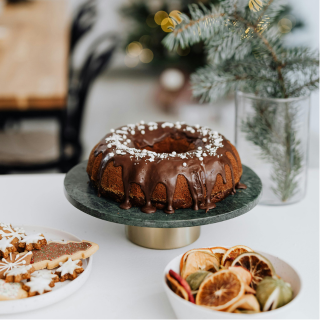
[92,122,245,214]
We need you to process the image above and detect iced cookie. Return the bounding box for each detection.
[31,240,99,270]
[0,279,27,300]
[5,265,35,283]
[0,237,17,259]
[55,258,84,281]
[31,270,59,283]
[0,252,32,279]
[19,233,47,252]
[23,276,55,297]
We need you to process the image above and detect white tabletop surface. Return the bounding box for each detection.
[0,169,318,319]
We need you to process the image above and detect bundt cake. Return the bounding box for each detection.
[87,121,246,214]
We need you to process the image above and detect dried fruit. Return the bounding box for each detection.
[181,250,220,279]
[167,269,194,303]
[210,247,227,264]
[229,266,255,294]
[256,277,293,311]
[231,252,276,289]
[196,270,245,310]
[226,294,260,313]
[221,245,254,267]
[186,271,211,292]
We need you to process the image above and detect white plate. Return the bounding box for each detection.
[0,225,93,314]
[163,247,302,319]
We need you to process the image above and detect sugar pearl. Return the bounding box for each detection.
[149,127,153,131]
[202,138,207,142]
[131,131,135,135]
[123,135,127,139]
[116,150,122,154]
[127,139,131,143]
[140,120,145,124]
[172,151,176,155]
[203,153,207,156]
[141,130,145,135]
[199,157,203,161]
[123,142,127,145]
[183,162,187,167]
[198,147,202,150]
[195,124,200,129]
[109,152,114,157]
[107,144,112,148]
[110,129,115,133]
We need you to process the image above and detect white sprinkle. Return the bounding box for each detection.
[123,135,127,139]
[131,131,135,135]
[109,152,114,157]
[199,157,203,161]
[140,120,145,124]
[149,127,153,131]
[127,139,131,143]
[172,151,176,155]
[141,130,145,135]
[107,144,112,148]
[116,150,122,154]
[110,129,115,133]
[203,153,207,156]
[202,138,207,142]
[123,142,127,145]
[195,124,200,129]
[183,162,187,167]
[198,147,202,150]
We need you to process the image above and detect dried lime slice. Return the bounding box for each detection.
[231,252,276,288]
[256,277,293,311]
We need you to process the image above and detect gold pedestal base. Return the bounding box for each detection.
[125,225,200,250]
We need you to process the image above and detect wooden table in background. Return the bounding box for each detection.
[0,0,68,110]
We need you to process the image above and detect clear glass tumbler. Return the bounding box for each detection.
[235,91,310,205]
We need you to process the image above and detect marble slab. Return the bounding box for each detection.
[64,161,262,228]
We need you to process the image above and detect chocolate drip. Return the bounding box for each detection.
[93,122,242,214]
[236,182,247,189]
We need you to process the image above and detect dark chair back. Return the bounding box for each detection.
[70,0,97,55]
[65,33,118,163]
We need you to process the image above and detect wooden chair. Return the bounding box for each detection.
[0,33,118,174]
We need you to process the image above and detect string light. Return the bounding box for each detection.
[154,11,168,25]
[161,17,174,33]
[139,49,153,63]
[126,41,143,57]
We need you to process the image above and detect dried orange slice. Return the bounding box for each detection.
[226,294,260,313]
[181,249,220,279]
[196,269,245,310]
[180,248,212,273]
[231,252,276,289]
[221,245,254,267]
[210,246,227,264]
[167,270,194,303]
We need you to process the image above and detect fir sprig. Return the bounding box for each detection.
[163,0,319,202]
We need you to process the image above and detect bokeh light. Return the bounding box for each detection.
[161,17,174,33]
[177,46,190,56]
[146,14,157,28]
[139,35,151,47]
[139,48,153,63]
[278,17,293,33]
[154,11,168,25]
[169,10,182,25]
[124,55,139,68]
[126,41,142,57]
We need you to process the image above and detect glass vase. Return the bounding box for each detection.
[235,91,310,205]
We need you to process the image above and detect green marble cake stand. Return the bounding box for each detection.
[64,161,262,250]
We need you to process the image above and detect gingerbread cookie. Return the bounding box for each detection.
[0,279,28,300]
[5,265,35,283]
[19,233,47,252]
[31,240,99,270]
[55,258,84,281]
[0,237,17,259]
[0,223,25,247]
[23,276,55,296]
[0,251,32,279]
[31,270,59,283]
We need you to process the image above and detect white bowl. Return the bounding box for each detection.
[163,248,302,319]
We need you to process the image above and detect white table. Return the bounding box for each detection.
[0,170,318,319]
